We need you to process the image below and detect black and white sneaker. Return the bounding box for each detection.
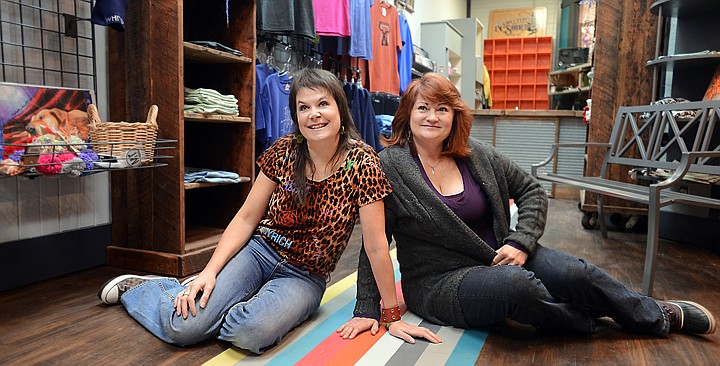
[98,274,157,305]
[659,300,716,334]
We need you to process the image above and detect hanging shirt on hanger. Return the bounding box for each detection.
[255,62,276,155]
[349,0,373,60]
[257,0,316,39]
[344,82,380,151]
[398,13,413,94]
[257,72,293,153]
[312,0,351,37]
[368,2,402,94]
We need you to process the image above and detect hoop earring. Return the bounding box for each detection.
[295,134,305,143]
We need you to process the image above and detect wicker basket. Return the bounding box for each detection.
[87,104,159,164]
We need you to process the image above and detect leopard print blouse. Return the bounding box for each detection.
[256,136,392,276]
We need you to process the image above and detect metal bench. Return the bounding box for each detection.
[532,101,720,296]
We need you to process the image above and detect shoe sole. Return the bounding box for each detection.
[669,300,717,334]
[98,274,139,305]
[97,274,163,305]
[180,275,198,287]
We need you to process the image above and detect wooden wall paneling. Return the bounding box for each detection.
[77,175,99,228]
[0,178,19,242]
[107,0,184,253]
[17,180,41,238]
[582,0,656,213]
[58,178,80,232]
[39,179,60,235]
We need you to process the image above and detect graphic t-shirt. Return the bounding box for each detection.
[368,2,402,94]
[256,136,392,275]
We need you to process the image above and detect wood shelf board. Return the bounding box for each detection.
[650,0,719,17]
[184,112,251,123]
[549,86,592,95]
[646,53,720,68]
[549,63,592,76]
[183,42,252,63]
[184,177,251,190]
[106,245,215,276]
[185,226,225,252]
[472,109,584,117]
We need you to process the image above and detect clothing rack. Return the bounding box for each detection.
[257,32,323,74]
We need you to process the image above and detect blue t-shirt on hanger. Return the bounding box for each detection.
[398,13,413,94]
[258,72,293,152]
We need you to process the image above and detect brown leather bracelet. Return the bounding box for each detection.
[381,304,401,323]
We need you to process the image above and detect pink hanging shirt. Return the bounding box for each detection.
[312,0,351,36]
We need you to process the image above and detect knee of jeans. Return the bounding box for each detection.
[502,267,549,301]
[223,323,279,354]
[164,317,212,347]
[563,259,595,288]
[219,308,284,354]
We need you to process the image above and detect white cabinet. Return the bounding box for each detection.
[421,21,463,93]
[448,18,485,110]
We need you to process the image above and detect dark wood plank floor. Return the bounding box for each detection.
[1,198,718,365]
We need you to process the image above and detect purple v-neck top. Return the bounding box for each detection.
[414,155,498,249]
[414,155,524,252]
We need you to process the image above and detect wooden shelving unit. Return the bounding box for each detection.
[548,62,592,96]
[106,0,256,276]
[646,0,720,248]
[648,0,720,101]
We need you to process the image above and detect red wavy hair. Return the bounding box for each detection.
[383,73,472,157]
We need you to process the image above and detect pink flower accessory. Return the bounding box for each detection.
[35,153,77,175]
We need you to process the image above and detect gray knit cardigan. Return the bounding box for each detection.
[353,138,548,328]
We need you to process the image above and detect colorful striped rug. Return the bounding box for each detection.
[203,251,489,366]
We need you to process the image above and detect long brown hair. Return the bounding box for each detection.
[383,73,472,157]
[288,68,361,205]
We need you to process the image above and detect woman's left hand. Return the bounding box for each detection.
[386,321,443,344]
[337,318,443,344]
[492,244,528,266]
[337,317,379,339]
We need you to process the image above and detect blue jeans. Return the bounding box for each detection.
[120,236,327,353]
[458,245,669,336]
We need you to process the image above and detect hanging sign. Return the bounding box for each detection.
[489,7,547,38]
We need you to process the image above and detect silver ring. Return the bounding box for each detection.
[182,292,189,297]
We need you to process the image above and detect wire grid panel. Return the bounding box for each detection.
[0,0,95,90]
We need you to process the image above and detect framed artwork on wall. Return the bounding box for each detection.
[397,0,414,13]
[1,82,95,174]
[0,82,94,146]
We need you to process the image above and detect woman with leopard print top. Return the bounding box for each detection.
[97,68,440,354]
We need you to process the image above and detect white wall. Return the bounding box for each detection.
[0,1,111,243]
[470,0,562,41]
[395,0,467,47]
[401,1,561,52]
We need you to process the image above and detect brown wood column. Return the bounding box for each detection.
[583,0,657,213]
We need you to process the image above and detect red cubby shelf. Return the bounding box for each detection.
[485,36,552,110]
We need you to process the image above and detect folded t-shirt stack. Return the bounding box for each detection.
[184,87,239,116]
[184,167,242,184]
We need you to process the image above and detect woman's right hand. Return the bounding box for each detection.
[174,271,216,319]
[337,317,379,339]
